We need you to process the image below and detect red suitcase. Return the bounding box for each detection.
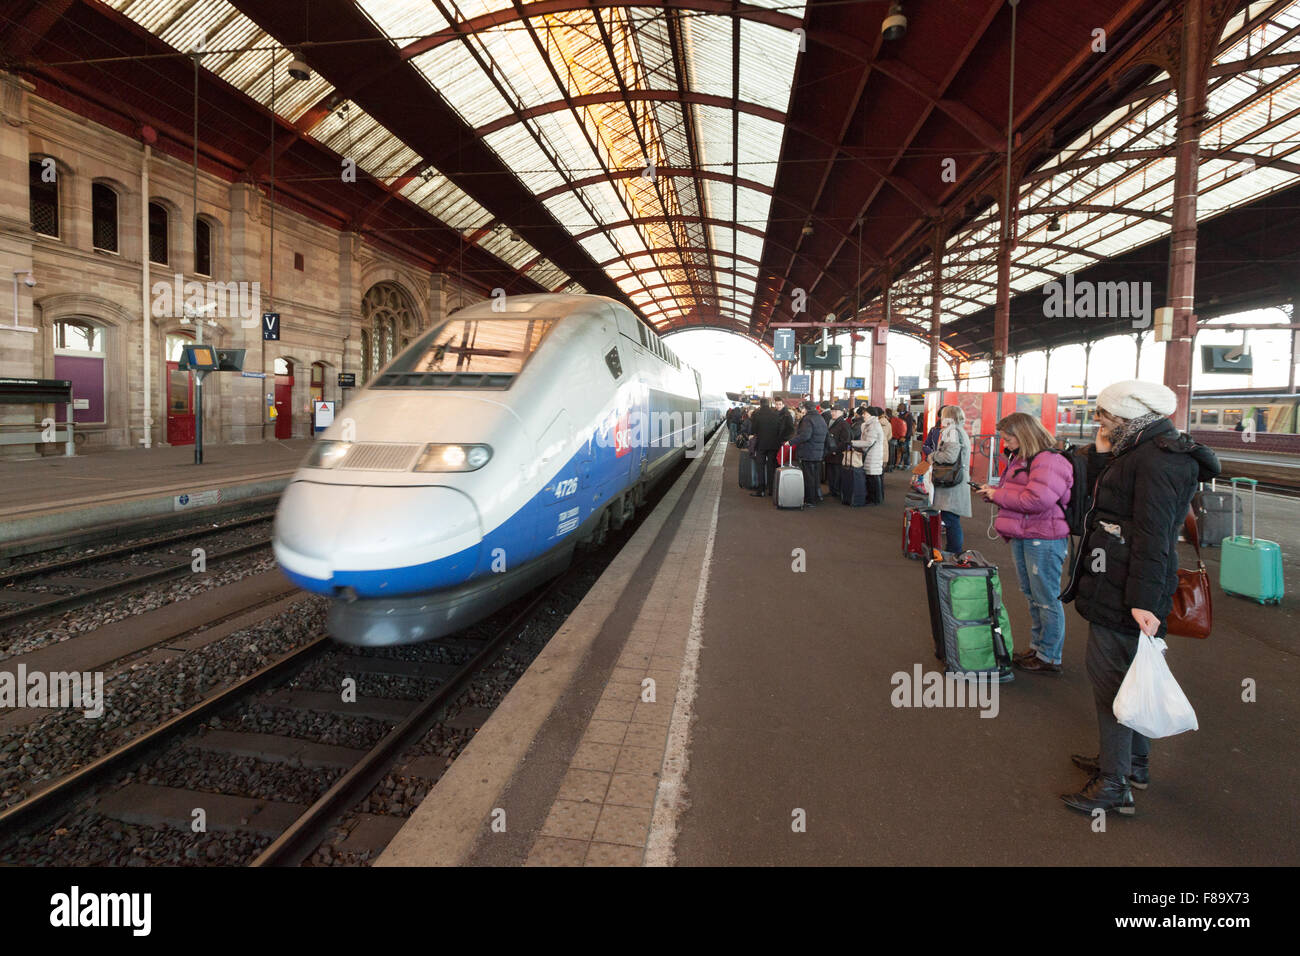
[903,507,941,560]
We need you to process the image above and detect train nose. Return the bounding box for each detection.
[273,481,482,598]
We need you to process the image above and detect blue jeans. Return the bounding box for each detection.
[1009,537,1068,664]
[939,511,963,554]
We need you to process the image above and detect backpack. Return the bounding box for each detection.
[1052,444,1091,537]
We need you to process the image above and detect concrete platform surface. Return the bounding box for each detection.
[0,439,310,546]
[672,444,1299,866]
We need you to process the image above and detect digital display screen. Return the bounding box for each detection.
[191,347,214,366]
[183,345,218,370]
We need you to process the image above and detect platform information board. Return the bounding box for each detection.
[789,373,811,395]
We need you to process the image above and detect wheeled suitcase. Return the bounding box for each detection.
[903,506,941,559]
[923,550,1014,680]
[738,448,757,489]
[1193,478,1242,548]
[774,445,805,510]
[1220,477,1284,605]
[840,467,868,506]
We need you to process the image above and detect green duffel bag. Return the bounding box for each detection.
[923,550,1014,680]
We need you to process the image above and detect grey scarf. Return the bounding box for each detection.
[1109,412,1165,455]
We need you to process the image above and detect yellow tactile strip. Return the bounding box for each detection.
[524,440,725,866]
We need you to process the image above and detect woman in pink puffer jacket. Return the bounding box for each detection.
[974,412,1074,675]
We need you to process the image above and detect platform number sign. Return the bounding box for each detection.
[773,328,796,362]
[262,312,280,341]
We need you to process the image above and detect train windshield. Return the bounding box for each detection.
[390,317,559,377]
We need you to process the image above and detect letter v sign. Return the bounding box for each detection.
[262,311,280,341]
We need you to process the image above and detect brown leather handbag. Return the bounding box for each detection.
[1167,510,1212,639]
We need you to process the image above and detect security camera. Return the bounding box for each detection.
[22,272,36,288]
[287,58,312,82]
[882,2,907,41]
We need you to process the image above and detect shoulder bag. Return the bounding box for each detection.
[1166,509,1212,639]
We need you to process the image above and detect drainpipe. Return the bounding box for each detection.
[141,139,152,448]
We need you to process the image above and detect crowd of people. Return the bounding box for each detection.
[724,380,1220,816]
[727,398,923,508]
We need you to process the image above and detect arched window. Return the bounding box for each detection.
[361,282,417,380]
[92,183,118,252]
[148,202,169,265]
[29,158,59,238]
[194,217,212,275]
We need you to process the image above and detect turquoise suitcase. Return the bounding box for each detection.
[1219,478,1284,605]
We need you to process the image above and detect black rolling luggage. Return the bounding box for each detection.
[738,449,757,489]
[1193,478,1242,548]
[840,467,868,506]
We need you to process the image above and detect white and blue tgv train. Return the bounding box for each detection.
[273,293,726,645]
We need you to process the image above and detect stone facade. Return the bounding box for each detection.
[0,73,481,455]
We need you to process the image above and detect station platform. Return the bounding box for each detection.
[0,440,310,554]
[378,431,1299,867]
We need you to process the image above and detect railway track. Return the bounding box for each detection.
[0,515,274,630]
[0,561,590,866]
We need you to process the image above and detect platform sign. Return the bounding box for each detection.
[898,375,920,393]
[773,328,796,362]
[338,373,356,388]
[789,373,811,395]
[843,377,865,391]
[262,312,280,341]
[174,489,222,511]
[313,400,336,433]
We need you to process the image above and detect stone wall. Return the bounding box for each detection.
[0,72,482,455]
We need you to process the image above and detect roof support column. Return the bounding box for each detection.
[991,198,1013,392]
[1163,0,1214,430]
[872,283,891,406]
[929,227,945,388]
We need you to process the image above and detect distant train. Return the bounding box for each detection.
[273,294,726,646]
[1057,389,1300,439]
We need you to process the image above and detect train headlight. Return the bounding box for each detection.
[305,440,351,469]
[414,443,492,472]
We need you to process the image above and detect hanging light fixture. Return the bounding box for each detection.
[1047,214,1061,233]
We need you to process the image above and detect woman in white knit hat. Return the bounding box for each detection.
[1059,380,1220,816]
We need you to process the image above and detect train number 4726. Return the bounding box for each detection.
[555,477,579,498]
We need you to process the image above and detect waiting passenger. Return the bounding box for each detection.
[930,405,971,553]
[792,401,828,506]
[1059,381,1220,816]
[888,408,908,470]
[974,412,1073,675]
[749,399,783,498]
[850,406,886,505]
[824,407,851,496]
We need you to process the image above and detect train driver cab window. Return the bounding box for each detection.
[398,317,559,376]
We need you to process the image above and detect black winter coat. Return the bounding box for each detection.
[793,412,828,461]
[751,408,786,451]
[825,418,851,463]
[1061,417,1220,637]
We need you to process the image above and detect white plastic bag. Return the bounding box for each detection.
[1113,633,1198,738]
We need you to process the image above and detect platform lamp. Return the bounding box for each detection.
[9,271,38,333]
